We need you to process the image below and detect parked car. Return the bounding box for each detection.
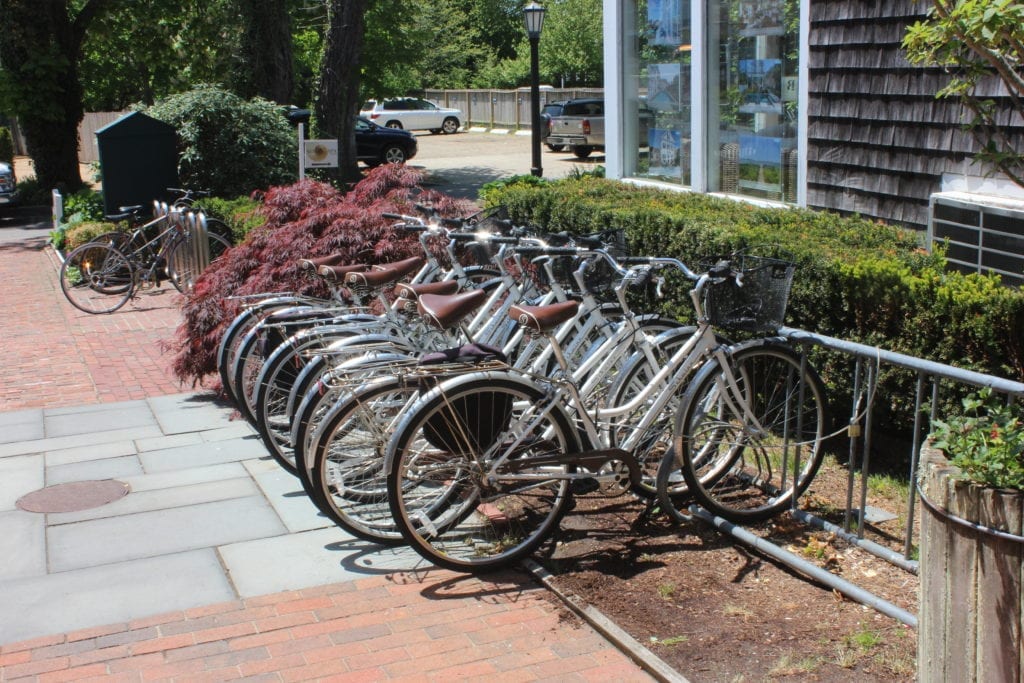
[540,101,568,151]
[355,116,418,166]
[0,161,18,209]
[361,98,462,134]
[547,98,606,159]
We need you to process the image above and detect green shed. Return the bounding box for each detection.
[95,112,178,216]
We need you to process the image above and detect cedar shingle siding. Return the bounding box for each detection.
[807,0,1024,230]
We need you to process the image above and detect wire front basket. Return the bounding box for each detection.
[544,228,628,296]
[704,253,795,333]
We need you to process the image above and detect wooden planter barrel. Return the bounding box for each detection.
[918,446,1024,682]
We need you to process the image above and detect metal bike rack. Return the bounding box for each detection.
[691,326,1024,628]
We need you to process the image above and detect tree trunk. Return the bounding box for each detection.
[315,0,368,184]
[0,0,116,192]
[238,0,294,104]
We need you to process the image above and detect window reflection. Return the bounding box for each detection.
[627,0,799,203]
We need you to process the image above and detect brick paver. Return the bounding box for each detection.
[0,572,651,682]
[2,236,190,411]
[1,230,660,681]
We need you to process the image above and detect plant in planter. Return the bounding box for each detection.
[930,388,1024,490]
[919,387,1024,681]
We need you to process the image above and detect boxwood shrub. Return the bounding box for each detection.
[484,177,1024,434]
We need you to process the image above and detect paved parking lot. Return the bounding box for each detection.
[408,129,604,199]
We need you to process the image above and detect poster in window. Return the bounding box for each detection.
[737,59,782,113]
[648,63,685,111]
[648,0,683,46]
[649,128,683,175]
[738,0,785,37]
[739,134,782,167]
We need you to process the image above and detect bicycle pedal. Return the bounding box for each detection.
[571,477,600,495]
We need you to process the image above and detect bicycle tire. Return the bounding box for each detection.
[217,297,307,401]
[254,325,368,474]
[311,376,423,544]
[605,325,700,499]
[386,373,580,573]
[230,305,323,421]
[659,340,827,524]
[59,243,135,314]
[293,348,413,503]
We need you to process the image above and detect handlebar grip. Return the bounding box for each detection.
[487,236,520,245]
[382,212,405,220]
[448,232,478,241]
[630,270,653,288]
[618,256,653,265]
[514,246,578,256]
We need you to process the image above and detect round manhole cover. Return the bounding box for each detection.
[17,480,129,513]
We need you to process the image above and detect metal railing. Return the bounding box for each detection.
[693,326,1024,627]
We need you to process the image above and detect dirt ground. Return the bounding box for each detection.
[537,456,919,682]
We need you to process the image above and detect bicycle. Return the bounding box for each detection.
[381,249,827,572]
[59,203,232,314]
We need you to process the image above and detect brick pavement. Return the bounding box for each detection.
[2,236,190,411]
[0,572,650,682]
[0,230,663,682]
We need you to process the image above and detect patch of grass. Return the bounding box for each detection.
[834,644,859,669]
[847,624,884,651]
[768,653,823,676]
[657,582,676,599]
[866,472,910,502]
[650,635,688,647]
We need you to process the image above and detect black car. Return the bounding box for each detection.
[540,101,567,151]
[285,108,416,167]
[355,116,417,166]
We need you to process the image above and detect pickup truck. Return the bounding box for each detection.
[545,98,605,159]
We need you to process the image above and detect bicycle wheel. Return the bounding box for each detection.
[386,373,580,573]
[311,376,422,544]
[59,242,135,314]
[659,340,827,524]
[167,230,232,293]
[605,325,700,499]
[254,326,367,474]
[217,297,308,401]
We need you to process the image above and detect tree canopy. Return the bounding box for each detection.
[0,0,606,188]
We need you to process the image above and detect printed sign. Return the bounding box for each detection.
[303,140,338,168]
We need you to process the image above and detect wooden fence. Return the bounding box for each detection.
[422,88,603,130]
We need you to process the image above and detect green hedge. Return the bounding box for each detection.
[194,195,265,243]
[483,177,1024,430]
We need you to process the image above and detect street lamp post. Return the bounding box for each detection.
[524,2,546,178]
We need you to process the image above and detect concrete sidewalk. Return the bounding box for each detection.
[0,209,661,680]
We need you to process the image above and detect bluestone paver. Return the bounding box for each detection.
[137,435,269,473]
[47,495,288,572]
[0,510,46,580]
[44,439,137,467]
[47,477,258,525]
[118,461,249,493]
[45,454,143,485]
[242,458,329,533]
[42,403,155,438]
[0,425,164,459]
[0,549,236,645]
[0,453,44,511]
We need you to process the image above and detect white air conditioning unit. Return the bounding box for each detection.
[929,192,1024,286]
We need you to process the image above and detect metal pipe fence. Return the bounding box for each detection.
[696,326,1024,627]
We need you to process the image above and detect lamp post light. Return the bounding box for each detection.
[524,1,546,178]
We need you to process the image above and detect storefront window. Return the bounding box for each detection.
[706,0,799,201]
[631,0,692,186]
[623,0,799,201]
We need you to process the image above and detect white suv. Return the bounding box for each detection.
[361,98,462,134]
